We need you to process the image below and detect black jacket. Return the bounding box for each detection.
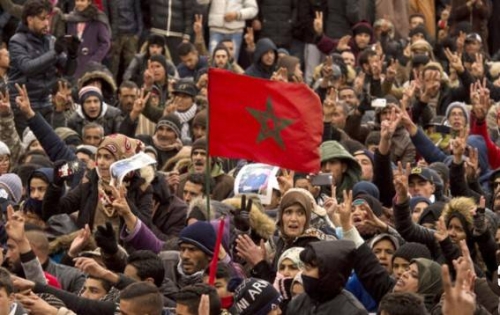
[287,241,367,315]
[8,23,76,108]
[293,0,326,43]
[256,0,296,48]
[149,0,194,38]
[324,0,359,39]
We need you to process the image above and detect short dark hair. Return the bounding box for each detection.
[127,250,165,287]
[358,49,378,67]
[22,0,52,25]
[120,282,163,315]
[378,292,426,315]
[11,163,39,187]
[203,262,232,281]
[0,276,14,295]
[119,80,139,92]
[176,284,221,315]
[178,42,197,57]
[87,276,112,293]
[186,173,214,195]
[365,131,381,147]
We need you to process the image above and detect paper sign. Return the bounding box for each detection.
[109,152,157,186]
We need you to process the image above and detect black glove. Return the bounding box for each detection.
[54,36,66,55]
[232,195,252,232]
[473,207,487,236]
[53,160,68,187]
[95,222,119,255]
[66,35,81,57]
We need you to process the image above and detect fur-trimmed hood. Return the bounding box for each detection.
[223,196,276,240]
[442,197,475,229]
[77,62,117,96]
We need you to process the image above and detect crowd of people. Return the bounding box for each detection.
[0,0,499,314]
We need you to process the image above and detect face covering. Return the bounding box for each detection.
[301,274,322,301]
[220,295,234,309]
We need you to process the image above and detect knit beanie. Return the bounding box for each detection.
[191,137,207,156]
[98,134,144,161]
[392,242,432,263]
[78,86,103,105]
[178,221,216,256]
[228,277,282,315]
[445,102,470,125]
[22,128,37,150]
[410,196,431,212]
[54,127,81,146]
[353,193,383,217]
[352,21,373,37]
[0,173,22,203]
[156,114,182,139]
[353,149,374,166]
[192,109,207,129]
[147,33,166,48]
[352,181,380,200]
[75,145,97,157]
[0,141,10,156]
[150,54,168,73]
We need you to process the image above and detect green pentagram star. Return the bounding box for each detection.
[246,98,295,149]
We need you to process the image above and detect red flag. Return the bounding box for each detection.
[208,68,323,173]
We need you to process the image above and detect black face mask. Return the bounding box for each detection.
[302,274,322,301]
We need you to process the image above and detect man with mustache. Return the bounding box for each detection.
[8,0,78,135]
[174,137,234,201]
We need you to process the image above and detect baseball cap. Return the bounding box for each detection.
[409,167,434,183]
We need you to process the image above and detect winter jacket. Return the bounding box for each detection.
[287,241,368,315]
[8,23,76,109]
[245,37,278,79]
[199,0,258,33]
[324,0,360,39]
[45,259,86,294]
[450,0,491,51]
[102,0,143,36]
[373,149,396,208]
[42,168,154,230]
[471,118,500,169]
[67,102,122,136]
[66,9,111,78]
[0,110,21,168]
[256,0,295,48]
[149,0,194,39]
[177,55,209,79]
[293,0,327,43]
[151,172,188,241]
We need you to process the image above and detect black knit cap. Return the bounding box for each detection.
[148,33,166,47]
[392,242,432,263]
[352,21,373,37]
[149,54,168,72]
[191,137,207,155]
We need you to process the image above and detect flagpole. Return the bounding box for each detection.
[205,70,212,221]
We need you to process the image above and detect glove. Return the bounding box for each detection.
[231,194,252,232]
[66,35,81,57]
[53,160,68,187]
[54,36,66,55]
[95,222,119,255]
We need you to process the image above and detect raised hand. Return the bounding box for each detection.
[68,224,91,258]
[434,215,449,242]
[338,190,353,231]
[456,31,467,53]
[401,80,417,111]
[16,292,59,315]
[325,184,339,224]
[353,71,365,94]
[231,194,252,232]
[271,67,288,82]
[193,14,203,37]
[337,35,352,52]
[0,90,10,116]
[5,205,25,243]
[166,170,180,193]
[470,53,484,78]
[313,11,323,35]
[15,84,34,119]
[444,47,464,73]
[393,162,411,202]
[130,88,151,121]
[95,222,119,255]
[74,256,109,279]
[442,261,476,315]
[235,235,266,267]
[244,27,255,49]
[143,60,154,88]
[450,130,466,161]
[464,146,479,181]
[385,58,398,81]
[54,80,72,113]
[277,169,294,194]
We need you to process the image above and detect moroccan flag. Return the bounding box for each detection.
[208,68,323,173]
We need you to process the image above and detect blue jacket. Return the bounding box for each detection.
[8,24,76,109]
[346,273,378,312]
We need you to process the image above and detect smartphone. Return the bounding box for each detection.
[310,173,333,186]
[58,161,81,178]
[371,98,387,108]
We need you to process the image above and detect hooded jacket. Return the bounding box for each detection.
[67,101,122,137]
[245,38,278,79]
[287,241,368,315]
